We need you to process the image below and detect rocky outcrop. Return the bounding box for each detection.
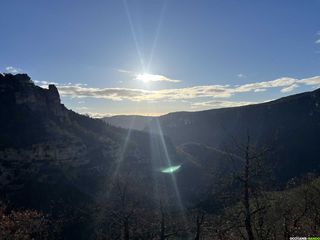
[0,73,112,193]
[0,73,66,118]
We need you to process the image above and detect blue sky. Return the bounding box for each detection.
[1,0,320,116]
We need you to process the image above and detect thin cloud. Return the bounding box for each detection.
[34,80,58,85]
[80,111,163,118]
[80,112,113,118]
[118,69,181,83]
[281,84,298,93]
[75,106,89,110]
[5,66,21,74]
[234,77,297,93]
[254,88,267,92]
[298,76,320,85]
[57,84,231,101]
[117,69,133,74]
[50,75,320,102]
[315,32,320,44]
[135,73,181,83]
[237,73,246,78]
[191,100,258,109]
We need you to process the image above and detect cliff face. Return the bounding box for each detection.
[0,73,66,119]
[0,74,115,202]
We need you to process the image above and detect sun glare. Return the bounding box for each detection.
[136,73,155,83]
[134,73,180,83]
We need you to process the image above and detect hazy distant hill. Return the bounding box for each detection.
[105,89,320,182]
[103,115,154,131]
[152,90,320,181]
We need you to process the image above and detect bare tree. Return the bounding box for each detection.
[193,208,205,240]
[243,135,254,240]
[0,201,52,240]
[224,133,272,240]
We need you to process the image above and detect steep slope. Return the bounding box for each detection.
[0,74,116,200]
[0,73,180,238]
[176,142,243,203]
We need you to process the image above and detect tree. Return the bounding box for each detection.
[0,201,51,240]
[94,170,153,240]
[192,208,205,240]
[222,133,272,240]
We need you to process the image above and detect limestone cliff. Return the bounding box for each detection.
[0,73,67,119]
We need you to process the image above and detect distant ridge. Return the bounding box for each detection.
[104,87,320,182]
[103,114,155,131]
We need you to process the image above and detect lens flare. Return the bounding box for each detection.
[161,165,181,173]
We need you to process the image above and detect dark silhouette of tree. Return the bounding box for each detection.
[220,132,272,240]
[0,201,52,240]
[193,208,205,240]
[154,190,184,240]
[243,135,254,240]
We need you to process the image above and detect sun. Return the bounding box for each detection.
[136,73,155,83]
[134,72,179,83]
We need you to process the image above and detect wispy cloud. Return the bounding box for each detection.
[117,69,181,83]
[234,77,297,93]
[280,84,298,93]
[57,84,231,101]
[79,111,163,118]
[298,76,320,85]
[75,106,89,110]
[254,88,266,92]
[135,73,181,83]
[191,100,258,109]
[237,73,246,78]
[5,66,22,74]
[117,69,133,74]
[34,80,58,85]
[32,75,320,104]
[315,32,320,44]
[54,75,320,102]
[80,112,114,118]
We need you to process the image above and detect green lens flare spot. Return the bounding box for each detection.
[161,165,181,173]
